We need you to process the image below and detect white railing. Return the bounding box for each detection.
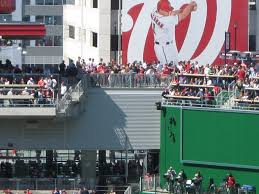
[124,186,132,194]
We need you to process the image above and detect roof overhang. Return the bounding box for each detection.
[0,23,46,39]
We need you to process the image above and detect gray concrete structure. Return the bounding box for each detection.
[0,88,161,150]
[23,1,64,65]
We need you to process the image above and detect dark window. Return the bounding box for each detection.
[45,36,54,46]
[23,40,31,47]
[69,25,75,39]
[111,35,118,51]
[63,0,75,4]
[36,0,44,5]
[45,16,54,25]
[54,16,63,25]
[249,0,256,10]
[92,32,98,47]
[54,0,63,5]
[25,0,31,5]
[249,35,256,51]
[93,0,98,8]
[0,15,12,22]
[36,16,44,23]
[36,38,44,46]
[111,0,120,10]
[54,36,63,46]
[45,0,54,5]
[23,15,30,22]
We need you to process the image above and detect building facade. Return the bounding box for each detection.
[63,0,121,64]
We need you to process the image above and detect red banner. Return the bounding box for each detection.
[0,0,16,14]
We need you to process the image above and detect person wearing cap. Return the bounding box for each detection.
[191,171,203,193]
[151,0,197,65]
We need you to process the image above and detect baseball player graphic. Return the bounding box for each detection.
[151,0,197,65]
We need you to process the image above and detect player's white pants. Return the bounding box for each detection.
[154,42,178,65]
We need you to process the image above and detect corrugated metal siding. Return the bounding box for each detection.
[0,88,161,150]
[65,88,161,150]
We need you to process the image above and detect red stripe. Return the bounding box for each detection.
[191,0,217,60]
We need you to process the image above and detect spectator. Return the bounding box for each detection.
[59,60,66,75]
[21,87,29,95]
[27,78,35,85]
[60,81,67,97]
[24,189,32,194]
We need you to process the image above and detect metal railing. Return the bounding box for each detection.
[0,178,77,190]
[139,175,160,192]
[124,186,132,194]
[88,73,173,88]
[56,80,85,114]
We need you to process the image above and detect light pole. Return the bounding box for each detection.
[114,22,117,63]
[234,22,238,50]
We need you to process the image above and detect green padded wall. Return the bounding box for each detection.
[182,109,259,169]
[160,107,259,190]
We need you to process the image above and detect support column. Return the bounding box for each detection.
[81,150,97,189]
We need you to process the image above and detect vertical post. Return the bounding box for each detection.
[154,175,156,192]
[118,0,122,64]
[139,177,142,192]
[114,22,117,63]
[224,32,230,65]
[234,22,238,50]
[36,179,38,190]
[125,136,128,184]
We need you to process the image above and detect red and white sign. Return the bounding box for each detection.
[0,0,16,14]
[122,0,248,65]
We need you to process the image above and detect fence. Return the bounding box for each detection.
[0,178,76,190]
[88,73,173,88]
[139,175,160,192]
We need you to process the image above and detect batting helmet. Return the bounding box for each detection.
[157,0,173,12]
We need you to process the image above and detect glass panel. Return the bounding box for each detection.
[54,0,63,5]
[45,16,54,25]
[36,0,44,5]
[45,0,54,5]
[54,36,62,46]
[45,36,54,46]
[36,16,44,23]
[54,16,62,25]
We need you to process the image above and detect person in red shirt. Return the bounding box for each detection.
[97,63,106,74]
[24,189,32,194]
[185,61,191,73]
[226,173,236,193]
[235,66,246,81]
[162,64,171,77]
[37,77,45,88]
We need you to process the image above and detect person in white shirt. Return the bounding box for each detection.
[204,64,210,75]
[60,82,67,97]
[27,77,35,85]
[21,87,29,95]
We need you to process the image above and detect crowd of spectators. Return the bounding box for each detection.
[1,55,259,107]
[157,60,259,106]
[0,59,69,106]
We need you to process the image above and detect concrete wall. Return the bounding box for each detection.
[63,0,111,63]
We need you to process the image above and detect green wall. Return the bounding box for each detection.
[160,106,259,190]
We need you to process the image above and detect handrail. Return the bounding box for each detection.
[124,186,132,194]
[56,80,85,115]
